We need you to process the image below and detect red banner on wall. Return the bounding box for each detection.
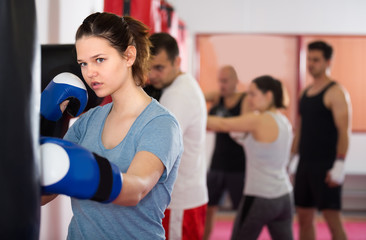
[104,0,161,33]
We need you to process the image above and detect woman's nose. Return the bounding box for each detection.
[85,65,97,78]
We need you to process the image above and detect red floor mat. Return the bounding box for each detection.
[210,220,366,240]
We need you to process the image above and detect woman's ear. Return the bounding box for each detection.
[125,45,136,67]
[266,91,274,105]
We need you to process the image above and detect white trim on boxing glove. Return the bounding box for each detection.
[41,142,70,186]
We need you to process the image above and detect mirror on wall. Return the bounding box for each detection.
[197,34,366,131]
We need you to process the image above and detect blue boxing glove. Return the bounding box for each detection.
[40,137,122,203]
[41,72,88,122]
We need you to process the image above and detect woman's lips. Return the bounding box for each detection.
[91,81,102,90]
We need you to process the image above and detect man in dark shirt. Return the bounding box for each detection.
[291,41,351,240]
[203,65,248,240]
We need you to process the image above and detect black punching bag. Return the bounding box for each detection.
[0,0,40,239]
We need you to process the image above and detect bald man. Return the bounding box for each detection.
[203,65,248,240]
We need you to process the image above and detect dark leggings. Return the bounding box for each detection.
[231,193,294,240]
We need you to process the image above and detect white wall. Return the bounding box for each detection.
[170,0,366,35]
[37,0,366,40]
[35,0,103,44]
[347,133,366,174]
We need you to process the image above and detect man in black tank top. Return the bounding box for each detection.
[203,65,248,240]
[291,41,351,240]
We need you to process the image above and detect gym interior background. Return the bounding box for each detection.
[35,0,366,239]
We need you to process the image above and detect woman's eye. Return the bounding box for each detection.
[79,62,87,67]
[96,58,105,63]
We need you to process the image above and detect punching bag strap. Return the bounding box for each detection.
[123,0,131,16]
[161,3,174,28]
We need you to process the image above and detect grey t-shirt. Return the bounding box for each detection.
[64,99,183,240]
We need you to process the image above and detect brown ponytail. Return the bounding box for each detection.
[252,75,286,109]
